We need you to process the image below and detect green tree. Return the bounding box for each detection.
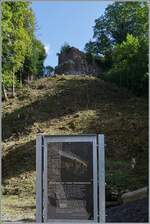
[85,2,148,55]
[105,34,148,95]
[85,2,148,95]
[2,2,46,99]
[44,66,54,75]
[21,38,46,82]
[2,2,34,96]
[34,39,46,77]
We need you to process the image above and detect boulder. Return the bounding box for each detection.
[121,187,148,203]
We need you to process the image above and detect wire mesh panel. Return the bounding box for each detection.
[43,135,97,222]
[36,134,105,223]
[46,142,93,220]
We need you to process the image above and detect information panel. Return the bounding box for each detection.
[36,134,105,223]
[46,142,94,220]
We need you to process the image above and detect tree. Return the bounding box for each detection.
[21,38,46,82]
[2,2,34,96]
[34,39,46,77]
[84,2,148,95]
[85,2,148,55]
[105,34,148,95]
[44,66,54,76]
[2,2,46,97]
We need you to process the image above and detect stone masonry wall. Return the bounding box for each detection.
[55,47,102,76]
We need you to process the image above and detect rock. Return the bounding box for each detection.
[106,201,121,208]
[121,187,148,203]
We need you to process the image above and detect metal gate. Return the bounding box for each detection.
[36,134,105,223]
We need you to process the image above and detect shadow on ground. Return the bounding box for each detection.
[3,78,130,140]
[2,140,35,181]
[2,76,148,195]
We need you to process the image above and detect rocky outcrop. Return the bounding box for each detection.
[55,47,102,76]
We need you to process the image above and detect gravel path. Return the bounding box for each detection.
[106,198,149,222]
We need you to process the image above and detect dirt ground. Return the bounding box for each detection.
[2,195,148,223]
[106,198,149,222]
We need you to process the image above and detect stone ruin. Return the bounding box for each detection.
[55,47,102,76]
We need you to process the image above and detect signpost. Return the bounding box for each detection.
[36,134,105,223]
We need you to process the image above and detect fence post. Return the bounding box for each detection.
[98,134,105,223]
[36,134,43,223]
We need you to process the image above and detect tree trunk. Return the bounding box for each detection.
[2,83,8,101]
[27,73,30,84]
[20,70,22,88]
[12,72,15,97]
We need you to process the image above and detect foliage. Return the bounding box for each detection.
[85,2,148,55]
[34,40,46,77]
[85,2,148,95]
[2,2,46,94]
[22,38,46,80]
[44,66,54,76]
[60,42,71,54]
[2,72,15,88]
[45,66,54,72]
[2,2,34,87]
[85,41,99,55]
[104,34,148,95]
[85,52,106,72]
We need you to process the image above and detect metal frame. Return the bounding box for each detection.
[36,134,43,223]
[98,134,105,223]
[36,134,105,223]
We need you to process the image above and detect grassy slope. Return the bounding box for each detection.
[2,75,148,220]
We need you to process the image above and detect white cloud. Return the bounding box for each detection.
[44,43,51,55]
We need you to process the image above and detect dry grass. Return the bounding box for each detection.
[1,195,35,222]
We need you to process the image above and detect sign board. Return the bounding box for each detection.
[36,134,105,223]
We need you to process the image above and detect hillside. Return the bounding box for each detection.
[2,75,148,221]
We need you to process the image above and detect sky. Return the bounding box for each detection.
[31,1,112,68]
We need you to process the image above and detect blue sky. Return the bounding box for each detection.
[31,1,112,67]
